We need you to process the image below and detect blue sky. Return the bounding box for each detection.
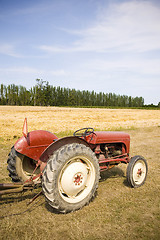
[0,0,160,105]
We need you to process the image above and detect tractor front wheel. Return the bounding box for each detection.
[126,155,148,188]
[42,143,100,213]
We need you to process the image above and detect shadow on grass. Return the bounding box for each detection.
[0,188,42,205]
[100,166,125,181]
[100,166,130,187]
[0,189,45,219]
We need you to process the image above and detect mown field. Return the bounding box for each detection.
[0,106,160,240]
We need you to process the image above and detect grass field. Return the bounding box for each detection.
[0,106,160,240]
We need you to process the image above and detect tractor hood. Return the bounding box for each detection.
[93,131,130,144]
[87,131,130,154]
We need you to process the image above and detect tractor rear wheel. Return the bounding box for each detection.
[42,143,100,213]
[126,155,148,188]
[7,147,40,182]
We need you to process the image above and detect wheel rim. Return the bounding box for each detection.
[58,156,96,203]
[132,160,146,185]
[21,156,40,178]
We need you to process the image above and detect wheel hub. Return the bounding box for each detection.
[60,161,88,197]
[74,174,83,185]
[133,160,146,184]
[137,168,142,176]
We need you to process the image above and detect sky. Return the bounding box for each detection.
[0,0,160,105]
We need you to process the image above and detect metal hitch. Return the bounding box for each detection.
[0,181,41,196]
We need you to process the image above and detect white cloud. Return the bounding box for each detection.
[0,44,21,57]
[0,67,67,77]
[0,67,39,74]
[39,45,71,53]
[83,57,160,76]
[39,1,160,53]
[49,69,67,76]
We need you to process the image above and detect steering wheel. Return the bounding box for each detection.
[73,128,94,137]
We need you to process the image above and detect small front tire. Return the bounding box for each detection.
[126,155,148,188]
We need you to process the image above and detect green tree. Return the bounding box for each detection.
[34,79,46,106]
[0,84,5,105]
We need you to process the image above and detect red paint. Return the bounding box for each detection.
[14,130,58,161]
[87,131,130,154]
[14,119,131,174]
[22,117,28,138]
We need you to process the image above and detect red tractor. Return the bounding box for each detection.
[5,118,148,213]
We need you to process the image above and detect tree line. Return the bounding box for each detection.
[0,79,149,108]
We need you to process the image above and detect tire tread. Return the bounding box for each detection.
[42,143,100,213]
[7,147,21,182]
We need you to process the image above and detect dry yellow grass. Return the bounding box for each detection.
[0,106,159,144]
[0,106,160,240]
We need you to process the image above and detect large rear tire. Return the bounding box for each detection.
[42,143,100,213]
[7,147,40,182]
